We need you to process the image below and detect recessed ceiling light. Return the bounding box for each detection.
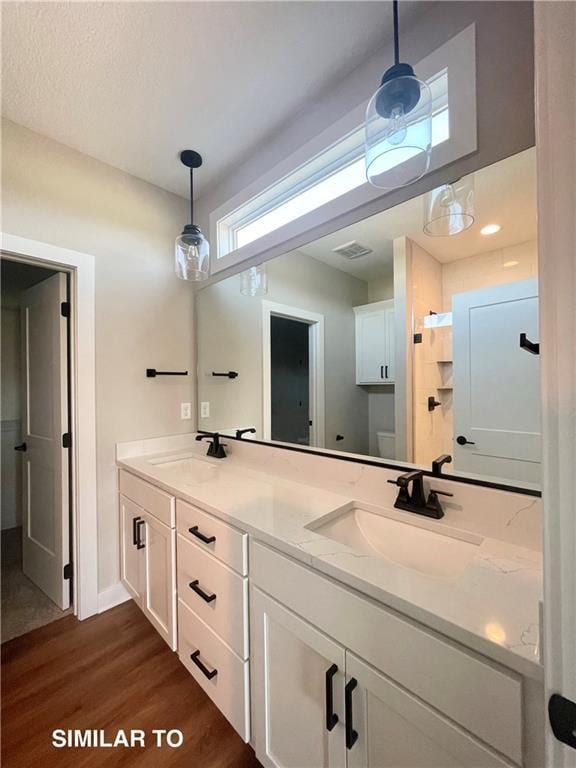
[503,260,519,268]
[480,223,501,236]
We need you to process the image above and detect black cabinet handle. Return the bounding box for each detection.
[189,580,217,603]
[325,664,339,732]
[132,516,141,546]
[190,650,218,680]
[345,678,358,750]
[385,365,389,379]
[380,365,384,379]
[14,442,27,452]
[188,526,216,544]
[136,519,145,549]
[456,435,476,446]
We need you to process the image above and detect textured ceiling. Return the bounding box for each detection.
[1,1,411,199]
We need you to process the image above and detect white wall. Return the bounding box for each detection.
[197,250,370,455]
[1,119,192,592]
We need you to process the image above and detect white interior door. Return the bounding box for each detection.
[452,278,540,484]
[21,272,70,609]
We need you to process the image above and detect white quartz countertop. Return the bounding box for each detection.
[118,448,543,680]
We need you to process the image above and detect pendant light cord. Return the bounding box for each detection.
[393,0,400,65]
[189,167,194,224]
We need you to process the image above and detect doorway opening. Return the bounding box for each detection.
[1,257,73,642]
[262,300,325,448]
[270,316,311,445]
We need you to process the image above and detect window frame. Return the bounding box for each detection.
[210,24,477,276]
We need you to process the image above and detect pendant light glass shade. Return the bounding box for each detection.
[365,1,433,190]
[175,225,210,281]
[365,74,432,189]
[175,149,210,281]
[240,264,268,296]
[423,176,475,236]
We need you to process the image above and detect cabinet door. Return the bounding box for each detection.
[140,510,177,650]
[356,309,387,384]
[383,305,395,383]
[346,652,513,768]
[120,495,144,605]
[251,587,346,768]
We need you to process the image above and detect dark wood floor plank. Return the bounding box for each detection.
[1,601,261,768]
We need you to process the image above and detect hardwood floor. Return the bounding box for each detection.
[1,600,261,768]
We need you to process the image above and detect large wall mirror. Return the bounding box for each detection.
[196,147,539,491]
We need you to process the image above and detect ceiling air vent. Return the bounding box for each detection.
[332,240,373,260]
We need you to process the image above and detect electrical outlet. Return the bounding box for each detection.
[200,401,210,418]
[180,402,192,420]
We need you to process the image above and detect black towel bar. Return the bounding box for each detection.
[146,369,188,377]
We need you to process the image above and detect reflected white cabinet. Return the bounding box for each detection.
[252,587,346,768]
[119,479,177,651]
[354,300,395,385]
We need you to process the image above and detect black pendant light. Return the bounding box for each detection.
[365,0,433,189]
[175,150,210,281]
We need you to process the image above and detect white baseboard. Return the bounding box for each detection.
[97,582,131,614]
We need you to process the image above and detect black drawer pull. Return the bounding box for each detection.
[189,580,217,603]
[325,664,339,732]
[190,650,218,680]
[345,678,358,750]
[136,519,145,550]
[188,526,216,544]
[132,516,141,546]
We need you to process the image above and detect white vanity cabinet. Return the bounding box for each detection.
[119,470,177,650]
[354,300,395,385]
[251,541,526,768]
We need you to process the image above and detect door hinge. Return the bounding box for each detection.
[414,333,423,344]
[549,693,576,749]
[63,563,72,580]
[61,301,70,318]
[62,432,72,449]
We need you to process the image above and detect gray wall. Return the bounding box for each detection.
[197,250,370,455]
[2,119,192,592]
[196,2,534,249]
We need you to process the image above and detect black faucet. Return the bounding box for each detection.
[196,432,227,459]
[387,470,453,519]
[432,454,452,476]
[235,427,256,439]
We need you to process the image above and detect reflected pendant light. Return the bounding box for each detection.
[175,150,210,281]
[240,264,268,297]
[365,0,433,189]
[423,175,475,236]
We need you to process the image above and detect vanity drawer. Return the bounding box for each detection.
[178,599,249,742]
[118,470,175,528]
[177,533,248,659]
[177,500,247,575]
[251,541,523,765]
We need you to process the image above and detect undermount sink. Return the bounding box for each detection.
[147,454,217,483]
[309,505,483,578]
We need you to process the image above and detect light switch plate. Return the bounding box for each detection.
[200,401,210,418]
[180,402,192,420]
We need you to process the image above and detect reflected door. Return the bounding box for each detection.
[452,278,540,484]
[270,315,310,445]
[21,272,70,609]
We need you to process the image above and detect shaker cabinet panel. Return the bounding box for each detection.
[120,495,144,604]
[251,587,346,768]
[346,652,514,768]
[141,510,177,650]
